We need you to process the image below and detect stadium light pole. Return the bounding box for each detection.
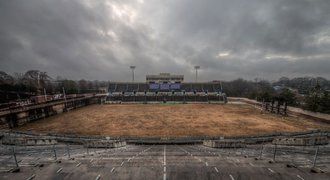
[130,66,136,82]
[194,66,200,82]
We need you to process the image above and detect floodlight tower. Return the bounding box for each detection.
[130,66,136,82]
[194,66,200,82]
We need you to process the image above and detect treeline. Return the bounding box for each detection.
[223,79,297,105]
[0,70,108,103]
[273,77,330,94]
[304,84,330,113]
[222,78,329,114]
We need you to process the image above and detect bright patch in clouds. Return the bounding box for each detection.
[216,51,230,58]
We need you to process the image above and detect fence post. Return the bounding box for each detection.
[312,146,319,168]
[273,144,277,162]
[259,145,263,159]
[66,144,71,159]
[53,144,57,160]
[12,147,19,168]
[183,93,186,104]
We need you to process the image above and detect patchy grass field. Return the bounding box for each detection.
[16,104,330,137]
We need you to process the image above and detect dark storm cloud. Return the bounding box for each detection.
[0,0,330,81]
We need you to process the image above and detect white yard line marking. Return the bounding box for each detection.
[26,174,36,180]
[214,167,219,173]
[111,167,115,173]
[296,175,304,180]
[267,168,275,173]
[229,174,235,180]
[56,168,63,173]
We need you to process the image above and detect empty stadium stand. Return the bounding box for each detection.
[107,82,227,103]
[138,83,148,92]
[127,83,139,92]
[115,83,128,93]
[108,83,117,93]
[202,83,214,93]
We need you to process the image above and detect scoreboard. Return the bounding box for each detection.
[149,83,181,90]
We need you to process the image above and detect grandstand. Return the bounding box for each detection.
[107,81,227,103]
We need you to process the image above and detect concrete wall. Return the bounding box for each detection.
[84,140,126,148]
[273,136,328,146]
[1,137,57,146]
[203,140,246,148]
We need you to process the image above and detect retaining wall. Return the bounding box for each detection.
[203,140,247,148]
[83,140,126,148]
[1,136,57,146]
[272,136,328,146]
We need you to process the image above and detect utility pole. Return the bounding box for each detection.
[130,66,136,82]
[194,66,200,82]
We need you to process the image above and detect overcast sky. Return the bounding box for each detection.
[1,0,330,82]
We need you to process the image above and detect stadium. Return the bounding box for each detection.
[0,73,330,180]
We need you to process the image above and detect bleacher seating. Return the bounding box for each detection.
[107,81,227,102]
[181,83,192,92]
[108,82,224,94]
[108,83,117,93]
[127,83,139,92]
[202,83,214,92]
[213,83,222,93]
[138,84,148,92]
[191,83,203,92]
[116,83,127,92]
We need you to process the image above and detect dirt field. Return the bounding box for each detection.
[16,104,330,137]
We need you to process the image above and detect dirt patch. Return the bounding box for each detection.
[15,104,330,137]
